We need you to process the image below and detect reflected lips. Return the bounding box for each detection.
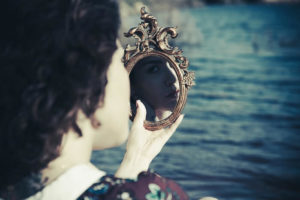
[166,90,179,99]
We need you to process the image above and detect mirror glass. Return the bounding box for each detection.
[129,56,180,122]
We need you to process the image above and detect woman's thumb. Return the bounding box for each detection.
[132,100,147,128]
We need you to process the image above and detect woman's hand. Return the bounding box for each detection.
[115,100,184,179]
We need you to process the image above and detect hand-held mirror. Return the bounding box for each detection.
[123,7,195,130]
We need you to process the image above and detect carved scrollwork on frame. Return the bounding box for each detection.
[123,7,195,90]
[123,7,195,130]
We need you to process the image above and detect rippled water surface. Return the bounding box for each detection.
[92,4,300,200]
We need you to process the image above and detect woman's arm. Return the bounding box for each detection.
[115,100,183,179]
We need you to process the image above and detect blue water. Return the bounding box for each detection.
[92,4,300,200]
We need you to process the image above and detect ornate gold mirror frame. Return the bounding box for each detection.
[123,7,195,130]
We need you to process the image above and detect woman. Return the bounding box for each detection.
[0,0,187,199]
[130,56,180,121]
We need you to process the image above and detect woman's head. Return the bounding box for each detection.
[0,0,122,189]
[130,56,179,116]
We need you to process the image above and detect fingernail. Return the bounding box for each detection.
[180,114,185,120]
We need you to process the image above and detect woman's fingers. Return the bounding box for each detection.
[132,100,147,129]
[159,114,184,143]
[168,114,184,133]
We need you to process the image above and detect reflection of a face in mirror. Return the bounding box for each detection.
[130,56,179,121]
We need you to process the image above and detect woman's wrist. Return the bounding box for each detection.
[115,151,151,179]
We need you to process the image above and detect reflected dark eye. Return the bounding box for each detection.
[147,65,160,73]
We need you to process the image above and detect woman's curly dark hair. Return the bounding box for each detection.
[0,0,120,190]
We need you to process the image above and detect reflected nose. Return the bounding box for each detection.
[164,67,177,87]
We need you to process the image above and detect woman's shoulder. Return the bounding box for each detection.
[77,171,189,200]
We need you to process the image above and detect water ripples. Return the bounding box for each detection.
[92,4,300,200]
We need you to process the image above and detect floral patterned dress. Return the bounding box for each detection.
[77,171,189,200]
